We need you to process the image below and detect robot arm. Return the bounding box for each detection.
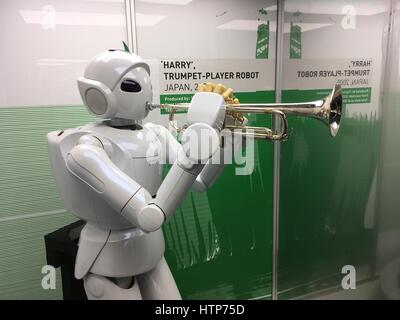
[191,159,225,192]
[192,117,248,193]
[191,123,247,192]
[144,117,225,193]
[65,135,164,232]
[139,92,226,228]
[191,83,246,192]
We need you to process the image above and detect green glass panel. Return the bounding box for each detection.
[379,94,400,231]
[278,90,378,298]
[164,91,275,299]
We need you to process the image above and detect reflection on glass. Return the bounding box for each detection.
[278,0,392,299]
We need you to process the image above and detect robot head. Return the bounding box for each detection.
[77,50,152,121]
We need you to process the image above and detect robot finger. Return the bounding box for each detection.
[204,82,215,92]
[212,83,226,95]
[222,88,234,100]
[197,83,206,92]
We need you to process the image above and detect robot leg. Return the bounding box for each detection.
[83,273,142,300]
[136,257,182,300]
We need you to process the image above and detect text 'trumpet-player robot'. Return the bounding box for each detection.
[47,50,342,300]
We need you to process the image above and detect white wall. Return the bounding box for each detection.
[0,0,127,107]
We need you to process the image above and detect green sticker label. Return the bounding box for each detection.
[290,23,302,59]
[256,22,269,59]
[159,94,193,114]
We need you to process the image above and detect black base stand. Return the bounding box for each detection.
[44,220,87,300]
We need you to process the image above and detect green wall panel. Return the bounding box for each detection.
[278,91,378,298]
[0,214,76,299]
[0,105,93,299]
[0,106,94,219]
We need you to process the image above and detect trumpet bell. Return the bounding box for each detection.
[326,84,342,137]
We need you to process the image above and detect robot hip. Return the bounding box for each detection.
[76,223,165,279]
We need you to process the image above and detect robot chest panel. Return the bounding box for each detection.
[104,129,162,196]
[123,158,162,196]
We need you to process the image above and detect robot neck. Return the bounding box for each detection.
[105,118,142,130]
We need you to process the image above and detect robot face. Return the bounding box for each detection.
[113,66,152,120]
[77,51,152,121]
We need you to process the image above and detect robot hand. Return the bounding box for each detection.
[192,83,247,192]
[196,82,248,152]
[197,82,248,130]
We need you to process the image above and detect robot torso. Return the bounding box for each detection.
[47,121,163,230]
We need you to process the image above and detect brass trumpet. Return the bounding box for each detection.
[148,84,342,141]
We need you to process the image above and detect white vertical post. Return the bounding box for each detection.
[272,0,285,301]
[124,0,138,53]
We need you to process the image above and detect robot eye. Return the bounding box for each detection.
[120,79,141,93]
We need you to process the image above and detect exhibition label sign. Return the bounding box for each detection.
[282,58,373,104]
[159,59,275,113]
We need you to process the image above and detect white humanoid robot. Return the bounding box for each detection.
[47,50,240,300]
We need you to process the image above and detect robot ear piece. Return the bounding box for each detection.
[77,78,117,118]
[85,88,108,115]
